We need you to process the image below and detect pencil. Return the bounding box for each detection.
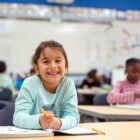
[91,128,105,135]
[40,108,47,114]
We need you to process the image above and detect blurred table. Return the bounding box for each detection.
[78,105,140,121]
[77,88,108,105]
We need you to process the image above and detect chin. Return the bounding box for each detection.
[49,77,61,82]
[131,80,138,84]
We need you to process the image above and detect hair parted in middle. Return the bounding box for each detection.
[32,40,68,68]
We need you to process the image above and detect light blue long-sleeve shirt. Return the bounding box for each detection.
[13,75,79,130]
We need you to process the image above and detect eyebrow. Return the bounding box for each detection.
[41,56,63,60]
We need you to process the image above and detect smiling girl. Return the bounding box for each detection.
[13,41,79,130]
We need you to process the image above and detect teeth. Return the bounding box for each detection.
[48,72,58,75]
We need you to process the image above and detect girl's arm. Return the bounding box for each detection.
[107,81,135,104]
[59,78,80,130]
[134,92,140,98]
[13,78,41,129]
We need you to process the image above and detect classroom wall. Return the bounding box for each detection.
[0,19,140,73]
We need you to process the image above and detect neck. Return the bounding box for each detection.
[42,80,59,94]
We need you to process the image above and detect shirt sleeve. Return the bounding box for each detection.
[59,79,80,130]
[13,78,41,129]
[107,81,135,104]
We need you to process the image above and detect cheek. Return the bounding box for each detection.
[38,65,47,73]
[59,66,67,74]
[129,74,136,78]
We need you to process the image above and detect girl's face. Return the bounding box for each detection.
[35,47,67,87]
[126,64,140,83]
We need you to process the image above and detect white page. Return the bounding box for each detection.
[0,126,53,138]
[54,127,97,135]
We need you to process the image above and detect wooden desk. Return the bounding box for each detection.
[2,122,140,140]
[78,105,140,121]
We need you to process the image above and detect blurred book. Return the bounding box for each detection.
[0,126,97,138]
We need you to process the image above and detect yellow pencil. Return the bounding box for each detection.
[40,108,47,114]
[91,128,105,135]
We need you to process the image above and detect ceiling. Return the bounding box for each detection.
[0,0,140,11]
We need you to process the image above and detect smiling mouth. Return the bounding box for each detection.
[47,72,60,75]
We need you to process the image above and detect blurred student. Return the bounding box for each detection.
[107,58,140,105]
[13,40,79,130]
[0,60,15,99]
[80,69,101,89]
[15,73,26,91]
[28,68,36,77]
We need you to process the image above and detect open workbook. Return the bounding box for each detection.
[0,126,97,138]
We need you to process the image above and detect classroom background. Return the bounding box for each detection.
[0,0,140,88]
[0,1,140,104]
[0,1,140,139]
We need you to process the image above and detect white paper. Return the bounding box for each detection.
[54,127,97,135]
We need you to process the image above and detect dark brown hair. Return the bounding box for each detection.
[0,61,6,73]
[87,69,97,79]
[126,58,140,67]
[32,40,68,68]
[125,58,140,73]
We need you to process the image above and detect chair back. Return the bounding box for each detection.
[93,94,109,105]
[0,100,15,126]
[0,88,12,102]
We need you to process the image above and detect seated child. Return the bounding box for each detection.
[13,40,79,130]
[0,60,15,99]
[80,69,101,89]
[107,58,140,105]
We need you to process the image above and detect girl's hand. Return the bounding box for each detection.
[82,85,89,89]
[50,118,61,130]
[39,112,54,129]
[91,87,97,91]
[134,92,140,98]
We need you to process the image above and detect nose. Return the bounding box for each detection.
[50,62,57,69]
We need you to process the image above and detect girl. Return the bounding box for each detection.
[107,58,140,105]
[13,40,79,130]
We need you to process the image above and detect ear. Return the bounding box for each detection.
[125,68,127,75]
[65,67,68,73]
[33,63,39,74]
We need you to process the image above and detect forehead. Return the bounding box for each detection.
[40,47,64,59]
[127,63,140,70]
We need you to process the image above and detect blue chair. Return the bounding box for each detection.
[0,100,15,126]
[93,94,109,122]
[93,94,109,105]
[0,88,12,102]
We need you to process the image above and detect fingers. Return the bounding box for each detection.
[43,117,54,129]
[40,113,55,129]
[45,112,54,119]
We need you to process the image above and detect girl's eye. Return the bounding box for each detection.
[56,60,61,63]
[43,61,49,64]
